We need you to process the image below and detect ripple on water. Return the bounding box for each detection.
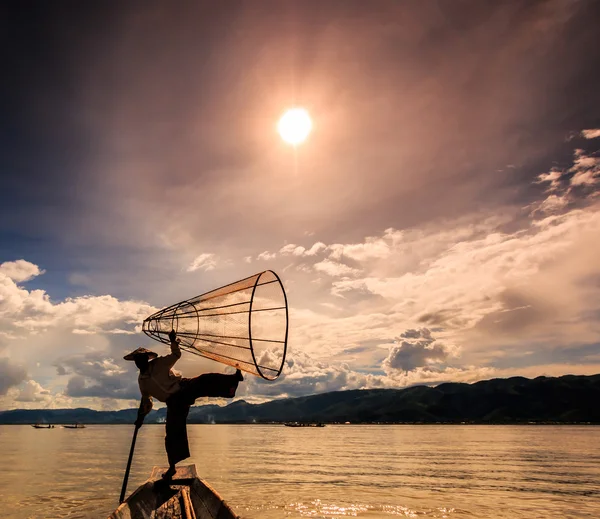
[242,500,462,518]
[1,425,600,519]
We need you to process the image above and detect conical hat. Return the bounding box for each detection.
[123,347,158,361]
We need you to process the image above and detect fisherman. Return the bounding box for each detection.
[124,330,243,480]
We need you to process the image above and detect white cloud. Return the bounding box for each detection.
[257,251,276,261]
[328,237,390,262]
[313,259,360,277]
[187,253,217,272]
[15,380,51,402]
[287,163,600,374]
[279,244,304,256]
[535,148,599,193]
[280,242,328,257]
[331,207,600,336]
[0,260,45,283]
[0,262,156,334]
[305,242,327,256]
[2,134,600,410]
[239,349,502,402]
[569,150,599,187]
[240,350,388,399]
[530,193,569,215]
[581,129,600,139]
[0,379,75,410]
[536,169,564,191]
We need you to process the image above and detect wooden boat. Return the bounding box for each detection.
[31,423,54,429]
[63,423,86,428]
[109,465,239,519]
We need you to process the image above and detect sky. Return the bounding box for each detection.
[1,0,600,411]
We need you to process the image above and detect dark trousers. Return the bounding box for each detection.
[165,373,240,466]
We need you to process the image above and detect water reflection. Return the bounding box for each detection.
[0,425,598,518]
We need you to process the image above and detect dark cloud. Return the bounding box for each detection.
[2,1,598,302]
[55,365,68,376]
[1,2,600,410]
[0,358,27,395]
[61,353,139,400]
[238,351,387,400]
[384,328,451,373]
[418,310,457,327]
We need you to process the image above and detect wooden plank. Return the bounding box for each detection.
[181,487,197,519]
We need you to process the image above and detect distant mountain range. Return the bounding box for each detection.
[1,374,599,425]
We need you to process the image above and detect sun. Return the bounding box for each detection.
[278,108,312,145]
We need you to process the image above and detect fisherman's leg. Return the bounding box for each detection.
[178,371,243,402]
[164,398,191,477]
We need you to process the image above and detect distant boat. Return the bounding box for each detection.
[31,423,54,429]
[110,464,239,519]
[284,422,326,427]
[63,423,86,429]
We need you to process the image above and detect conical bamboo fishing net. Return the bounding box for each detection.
[142,270,288,380]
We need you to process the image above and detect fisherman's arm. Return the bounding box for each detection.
[169,329,182,357]
[135,394,153,428]
[159,329,181,368]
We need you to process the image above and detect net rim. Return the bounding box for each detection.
[248,270,289,381]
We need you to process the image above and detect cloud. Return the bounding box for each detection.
[328,237,391,262]
[279,243,327,257]
[280,140,600,378]
[0,261,156,333]
[0,262,159,409]
[240,350,389,400]
[14,380,51,402]
[536,169,564,192]
[581,129,600,139]
[0,358,27,395]
[530,194,570,215]
[0,379,74,410]
[535,148,599,194]
[383,328,454,373]
[313,259,360,278]
[239,348,502,402]
[257,251,277,261]
[61,353,139,400]
[0,260,45,282]
[2,2,599,412]
[569,150,600,187]
[187,253,218,272]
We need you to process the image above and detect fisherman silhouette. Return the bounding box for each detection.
[124,329,243,480]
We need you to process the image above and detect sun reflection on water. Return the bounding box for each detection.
[0,425,599,518]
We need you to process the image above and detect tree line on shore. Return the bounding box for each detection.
[1,374,599,425]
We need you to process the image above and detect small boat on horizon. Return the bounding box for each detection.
[110,464,239,519]
[284,422,326,427]
[31,423,54,429]
[63,423,86,429]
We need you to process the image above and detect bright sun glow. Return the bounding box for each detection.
[278,108,312,145]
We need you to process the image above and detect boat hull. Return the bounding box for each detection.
[109,465,239,519]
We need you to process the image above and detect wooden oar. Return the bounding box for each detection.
[119,425,140,503]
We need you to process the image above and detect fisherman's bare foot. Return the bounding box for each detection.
[162,466,176,481]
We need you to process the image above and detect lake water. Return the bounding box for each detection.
[0,424,599,518]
